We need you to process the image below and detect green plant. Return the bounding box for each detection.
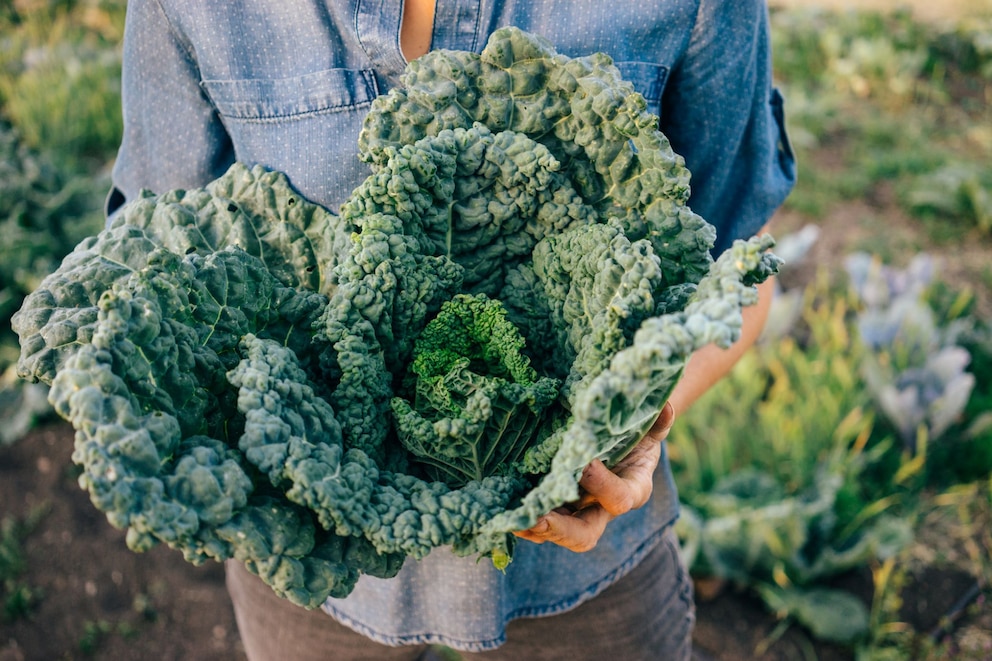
[847,253,975,441]
[0,124,106,445]
[927,15,992,89]
[0,44,122,167]
[77,619,112,656]
[0,0,125,169]
[670,277,914,645]
[11,29,779,609]
[673,277,872,496]
[770,8,992,246]
[391,293,562,487]
[928,300,992,484]
[846,252,991,485]
[907,163,992,235]
[771,8,934,106]
[0,4,124,444]
[856,481,992,660]
[0,504,48,622]
[0,124,105,366]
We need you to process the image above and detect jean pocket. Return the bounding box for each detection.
[614,61,670,115]
[201,68,379,122]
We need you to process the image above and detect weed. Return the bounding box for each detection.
[78,619,112,656]
[0,503,49,622]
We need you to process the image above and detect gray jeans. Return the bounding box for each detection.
[225,529,695,661]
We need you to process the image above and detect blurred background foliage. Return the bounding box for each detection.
[675,4,992,656]
[0,0,125,439]
[0,0,990,658]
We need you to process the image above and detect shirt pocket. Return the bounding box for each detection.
[201,68,379,121]
[613,61,670,117]
[198,68,381,211]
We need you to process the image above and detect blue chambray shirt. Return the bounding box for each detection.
[111,0,795,652]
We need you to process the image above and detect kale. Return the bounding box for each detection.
[12,28,780,608]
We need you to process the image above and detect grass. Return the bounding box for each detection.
[0,503,49,622]
[0,1,121,376]
[770,6,992,241]
[0,0,125,170]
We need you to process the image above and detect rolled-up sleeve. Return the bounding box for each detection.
[107,0,234,218]
[660,0,796,253]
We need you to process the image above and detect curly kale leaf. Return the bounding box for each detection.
[343,123,597,294]
[11,213,391,607]
[228,332,377,538]
[499,219,665,393]
[228,333,526,561]
[12,225,161,386]
[581,234,782,466]
[477,234,782,542]
[492,219,667,475]
[319,124,593,463]
[14,223,329,436]
[313,211,463,466]
[112,163,352,296]
[359,27,716,287]
[44,288,355,608]
[391,293,561,487]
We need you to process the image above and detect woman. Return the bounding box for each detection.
[109,1,795,658]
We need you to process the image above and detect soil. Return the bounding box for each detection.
[2,418,990,661]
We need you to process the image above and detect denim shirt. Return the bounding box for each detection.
[112,0,795,651]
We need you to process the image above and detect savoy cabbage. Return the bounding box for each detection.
[12,27,780,608]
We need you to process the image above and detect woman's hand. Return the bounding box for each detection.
[513,401,676,553]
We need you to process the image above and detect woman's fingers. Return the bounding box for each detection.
[512,506,613,553]
[576,402,674,514]
[576,459,646,515]
[512,402,676,553]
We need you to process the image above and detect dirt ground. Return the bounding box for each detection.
[0,423,243,661]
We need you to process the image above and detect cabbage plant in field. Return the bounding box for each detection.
[845,252,976,451]
[12,28,779,608]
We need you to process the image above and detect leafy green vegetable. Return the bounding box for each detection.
[392,293,562,487]
[759,585,872,645]
[359,28,716,288]
[12,27,779,609]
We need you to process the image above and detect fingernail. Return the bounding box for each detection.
[581,461,601,481]
[533,517,550,533]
